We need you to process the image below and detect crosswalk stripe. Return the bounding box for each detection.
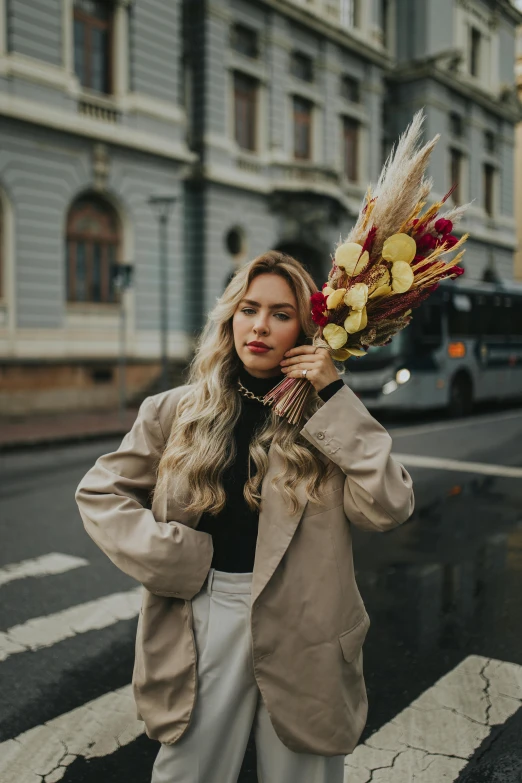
[392,452,522,479]
[0,553,88,588]
[0,587,142,662]
[0,685,143,783]
[1,654,520,782]
[344,655,522,782]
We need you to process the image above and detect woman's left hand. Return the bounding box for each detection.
[280,345,340,393]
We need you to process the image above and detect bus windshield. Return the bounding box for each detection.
[366,330,407,359]
[349,330,410,371]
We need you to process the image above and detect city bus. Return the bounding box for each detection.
[344,279,522,416]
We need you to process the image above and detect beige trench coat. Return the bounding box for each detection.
[75,382,414,756]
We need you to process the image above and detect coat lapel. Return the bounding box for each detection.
[251,441,309,606]
[161,440,317,607]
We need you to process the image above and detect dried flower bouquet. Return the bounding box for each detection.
[264,109,472,424]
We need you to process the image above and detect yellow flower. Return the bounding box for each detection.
[323,286,335,297]
[382,233,417,264]
[326,288,346,309]
[368,283,392,300]
[344,283,368,311]
[335,242,370,276]
[370,266,390,290]
[344,306,368,334]
[391,261,414,293]
[323,323,348,349]
[332,347,367,360]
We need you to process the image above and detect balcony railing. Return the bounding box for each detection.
[272,161,341,188]
[78,93,121,124]
[287,0,359,31]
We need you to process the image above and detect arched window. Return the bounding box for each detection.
[66,195,121,303]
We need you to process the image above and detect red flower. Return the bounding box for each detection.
[443,235,460,249]
[415,260,437,275]
[417,233,438,250]
[311,292,326,307]
[446,265,465,277]
[311,308,329,326]
[435,218,453,235]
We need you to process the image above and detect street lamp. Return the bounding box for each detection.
[148,195,177,392]
[112,262,134,423]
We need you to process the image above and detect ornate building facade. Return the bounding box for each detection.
[1,0,521,413]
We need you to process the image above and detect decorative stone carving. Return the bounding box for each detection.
[92,143,110,191]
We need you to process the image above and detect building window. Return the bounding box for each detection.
[290,51,314,83]
[380,0,390,48]
[74,0,114,94]
[230,23,259,59]
[483,164,495,217]
[341,0,361,28]
[225,226,246,257]
[66,195,120,303]
[234,72,258,151]
[343,116,359,182]
[341,75,360,103]
[469,26,481,78]
[484,130,495,154]
[449,112,464,137]
[293,96,313,160]
[449,148,464,205]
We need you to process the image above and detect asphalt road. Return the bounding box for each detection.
[1,406,522,782]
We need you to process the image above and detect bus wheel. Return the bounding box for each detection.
[449,374,473,417]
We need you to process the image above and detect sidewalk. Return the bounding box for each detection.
[0,407,140,451]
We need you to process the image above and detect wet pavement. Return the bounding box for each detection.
[1,407,522,781]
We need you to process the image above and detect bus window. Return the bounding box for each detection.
[511,295,522,336]
[448,293,477,337]
[475,293,493,336]
[498,297,512,338]
[489,295,507,338]
[474,292,520,339]
[411,301,443,348]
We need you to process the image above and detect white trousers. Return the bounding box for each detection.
[151,568,346,783]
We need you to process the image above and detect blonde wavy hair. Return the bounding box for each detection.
[155,250,342,516]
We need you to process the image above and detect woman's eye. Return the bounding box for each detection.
[241,308,289,321]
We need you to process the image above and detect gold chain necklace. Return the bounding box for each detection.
[237,378,271,405]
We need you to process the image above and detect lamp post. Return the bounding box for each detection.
[112,263,134,423]
[148,195,177,391]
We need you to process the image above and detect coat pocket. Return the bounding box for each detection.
[338,612,370,663]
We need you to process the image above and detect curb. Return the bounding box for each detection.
[0,427,131,454]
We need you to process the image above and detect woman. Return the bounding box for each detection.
[75,250,414,783]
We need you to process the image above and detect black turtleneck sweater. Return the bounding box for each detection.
[196,366,345,572]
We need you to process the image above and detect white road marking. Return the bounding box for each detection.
[0,587,142,662]
[0,685,143,783]
[1,655,520,782]
[0,553,88,588]
[389,409,522,439]
[392,453,522,479]
[343,655,522,782]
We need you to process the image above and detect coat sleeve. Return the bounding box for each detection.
[300,383,414,532]
[75,395,213,600]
